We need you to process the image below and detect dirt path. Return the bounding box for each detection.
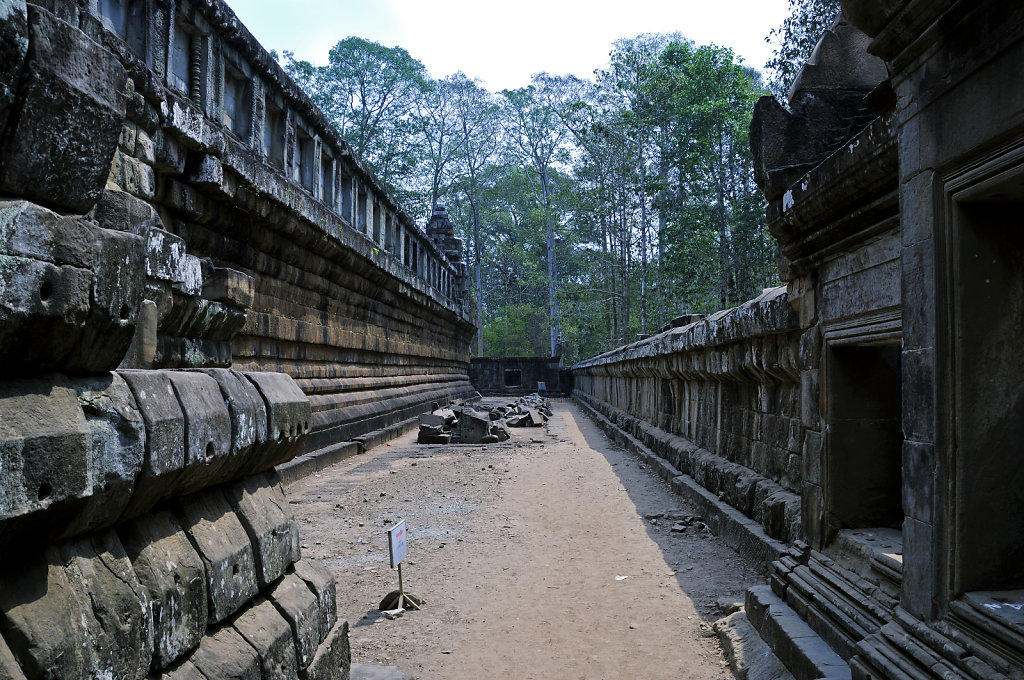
[286,399,764,679]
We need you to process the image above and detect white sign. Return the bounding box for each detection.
[388,520,407,568]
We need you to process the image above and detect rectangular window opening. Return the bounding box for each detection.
[504,369,522,388]
[223,61,250,139]
[263,100,284,169]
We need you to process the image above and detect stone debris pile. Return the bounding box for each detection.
[416,395,553,445]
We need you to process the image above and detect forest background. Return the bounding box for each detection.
[282,0,839,362]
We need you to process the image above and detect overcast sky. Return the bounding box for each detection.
[225,0,792,92]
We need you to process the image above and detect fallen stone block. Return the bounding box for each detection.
[56,529,153,679]
[0,379,90,533]
[268,572,322,670]
[118,510,207,670]
[528,409,546,426]
[244,371,312,469]
[417,432,451,445]
[58,372,145,536]
[418,413,445,429]
[0,5,127,212]
[189,626,261,680]
[299,620,350,680]
[293,559,338,641]
[458,409,491,444]
[0,254,91,372]
[0,549,91,679]
[224,473,300,588]
[232,597,300,680]
[174,489,259,624]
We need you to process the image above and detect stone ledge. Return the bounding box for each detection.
[746,585,852,680]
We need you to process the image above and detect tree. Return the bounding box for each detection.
[764,0,843,100]
[501,78,573,358]
[283,37,429,197]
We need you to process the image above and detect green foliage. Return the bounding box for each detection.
[282,30,783,363]
[765,0,843,100]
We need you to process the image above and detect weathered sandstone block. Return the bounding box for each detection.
[0,5,126,212]
[56,530,153,680]
[59,372,145,536]
[293,559,338,641]
[299,620,350,680]
[245,371,313,468]
[0,0,27,136]
[175,489,258,624]
[118,511,208,670]
[224,473,300,588]
[0,255,91,372]
[0,631,26,680]
[268,572,322,670]
[0,380,90,528]
[232,597,301,680]
[118,370,186,510]
[189,626,261,680]
[164,371,231,485]
[196,368,268,475]
[0,550,91,679]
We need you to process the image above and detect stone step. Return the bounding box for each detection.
[746,585,852,680]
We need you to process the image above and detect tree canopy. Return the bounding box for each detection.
[278,12,844,362]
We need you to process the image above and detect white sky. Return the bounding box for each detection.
[225,0,791,92]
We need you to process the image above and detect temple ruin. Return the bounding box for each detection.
[0,0,1021,678]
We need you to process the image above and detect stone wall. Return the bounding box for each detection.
[0,0,478,677]
[469,356,566,396]
[572,287,805,546]
[574,3,1024,679]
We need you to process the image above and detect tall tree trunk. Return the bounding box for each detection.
[471,197,484,356]
[541,169,560,357]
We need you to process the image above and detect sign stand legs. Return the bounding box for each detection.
[397,563,419,610]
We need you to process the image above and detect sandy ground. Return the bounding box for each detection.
[286,399,765,679]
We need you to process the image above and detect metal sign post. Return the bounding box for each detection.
[387,520,419,610]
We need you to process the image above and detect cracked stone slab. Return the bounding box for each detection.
[293,559,337,641]
[174,489,258,624]
[118,510,208,669]
[268,572,322,670]
[224,472,300,588]
[189,626,260,680]
[56,529,153,679]
[232,597,300,680]
[299,620,350,680]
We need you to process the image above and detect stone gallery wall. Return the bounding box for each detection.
[575,2,1024,679]
[469,356,566,396]
[572,287,805,547]
[0,0,477,677]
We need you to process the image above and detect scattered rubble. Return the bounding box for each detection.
[416,395,554,445]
